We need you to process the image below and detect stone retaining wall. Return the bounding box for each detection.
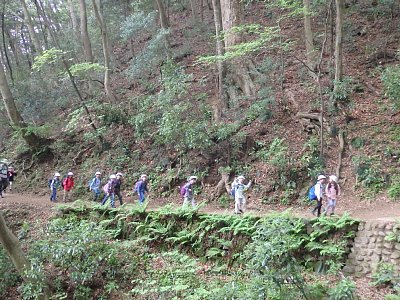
[343,220,400,277]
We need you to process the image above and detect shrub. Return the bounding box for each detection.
[382,66,400,111]
[327,278,357,300]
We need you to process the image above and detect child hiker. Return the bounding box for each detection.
[50,172,61,202]
[88,171,102,201]
[7,166,16,192]
[134,174,148,205]
[182,176,197,208]
[62,172,75,203]
[233,175,252,214]
[325,175,341,216]
[312,175,327,217]
[101,174,117,208]
[115,173,124,205]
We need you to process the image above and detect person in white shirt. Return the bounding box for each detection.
[312,175,327,217]
[233,175,252,214]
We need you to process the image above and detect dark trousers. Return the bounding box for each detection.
[312,199,323,217]
[115,191,123,205]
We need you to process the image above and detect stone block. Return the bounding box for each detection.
[385,223,394,231]
[355,266,363,272]
[384,242,394,249]
[395,244,400,251]
[377,223,386,230]
[374,248,382,255]
[365,223,372,231]
[378,231,386,236]
[391,250,400,259]
[356,255,364,261]
[382,249,392,255]
[368,244,376,249]
[358,223,365,231]
[370,254,380,262]
[342,265,355,274]
[369,237,376,243]
[377,237,384,243]
[355,237,369,244]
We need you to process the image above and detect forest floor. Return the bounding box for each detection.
[0,190,398,300]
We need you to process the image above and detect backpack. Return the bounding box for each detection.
[230,185,237,198]
[103,183,110,193]
[308,184,317,201]
[133,180,141,193]
[179,183,187,197]
[48,179,53,187]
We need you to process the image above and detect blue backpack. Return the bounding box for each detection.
[308,184,317,201]
[133,180,141,193]
[230,185,236,198]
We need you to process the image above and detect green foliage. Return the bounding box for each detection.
[352,155,385,193]
[254,138,288,168]
[66,62,105,78]
[388,175,400,200]
[120,11,156,40]
[0,248,20,297]
[371,262,400,288]
[32,48,64,72]
[300,136,324,178]
[330,76,353,102]
[350,137,365,149]
[382,65,400,111]
[327,278,357,300]
[199,24,281,63]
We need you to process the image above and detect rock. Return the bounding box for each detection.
[384,242,394,249]
[342,265,355,274]
[391,250,400,259]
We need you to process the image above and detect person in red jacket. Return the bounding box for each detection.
[63,172,75,202]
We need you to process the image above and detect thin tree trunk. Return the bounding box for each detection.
[6,29,20,67]
[33,0,49,49]
[211,0,227,122]
[79,0,94,62]
[303,0,316,73]
[92,0,117,103]
[20,0,42,54]
[190,0,197,22]
[0,212,50,299]
[0,55,47,148]
[334,0,344,84]
[67,0,79,39]
[1,5,13,83]
[20,26,32,68]
[154,0,169,29]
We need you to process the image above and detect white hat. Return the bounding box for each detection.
[116,172,123,177]
[95,171,101,175]
[67,172,74,176]
[140,174,147,179]
[54,172,61,177]
[110,174,116,179]
[329,175,338,182]
[189,176,197,181]
[317,175,326,181]
[237,175,245,180]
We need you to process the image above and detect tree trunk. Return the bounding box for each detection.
[334,0,344,84]
[79,0,94,62]
[92,0,117,103]
[211,0,227,122]
[154,0,169,29]
[303,0,316,73]
[1,7,13,82]
[220,0,256,99]
[0,211,50,299]
[0,56,46,148]
[67,0,79,39]
[20,0,42,54]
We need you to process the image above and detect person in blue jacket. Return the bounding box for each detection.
[134,174,149,204]
[89,171,102,201]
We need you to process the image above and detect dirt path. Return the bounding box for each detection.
[1,191,400,222]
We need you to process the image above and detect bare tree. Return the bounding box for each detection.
[67,0,79,39]
[334,0,344,85]
[20,0,42,54]
[303,0,316,73]
[0,55,48,148]
[92,0,117,103]
[79,0,94,63]
[211,0,227,123]
[0,211,50,299]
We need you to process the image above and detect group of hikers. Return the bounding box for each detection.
[0,161,16,198]
[48,171,149,208]
[310,174,341,217]
[1,158,340,216]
